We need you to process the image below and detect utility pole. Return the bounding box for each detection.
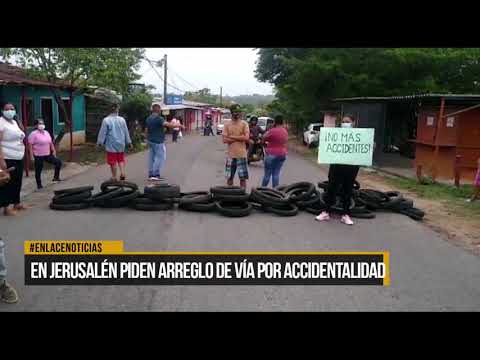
[163,54,167,105]
[220,86,223,107]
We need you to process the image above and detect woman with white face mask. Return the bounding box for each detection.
[0,103,29,216]
[316,115,360,226]
[28,119,63,190]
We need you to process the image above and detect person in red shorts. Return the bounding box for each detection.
[97,104,132,181]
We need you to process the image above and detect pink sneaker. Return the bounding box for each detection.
[315,211,330,221]
[341,215,354,225]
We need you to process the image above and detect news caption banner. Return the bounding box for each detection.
[318,128,375,166]
[24,241,390,286]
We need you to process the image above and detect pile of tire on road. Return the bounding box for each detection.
[211,186,253,217]
[313,181,425,221]
[131,183,180,211]
[50,180,425,221]
[50,186,94,210]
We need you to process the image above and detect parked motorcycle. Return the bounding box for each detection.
[247,133,265,164]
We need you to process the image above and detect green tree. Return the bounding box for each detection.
[0,48,145,145]
[255,48,480,135]
[184,88,219,104]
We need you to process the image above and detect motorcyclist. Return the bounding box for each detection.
[204,115,214,136]
[247,116,264,162]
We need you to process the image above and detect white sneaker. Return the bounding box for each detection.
[341,215,354,226]
[149,177,160,181]
[315,211,330,221]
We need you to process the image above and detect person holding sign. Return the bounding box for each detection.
[316,115,362,226]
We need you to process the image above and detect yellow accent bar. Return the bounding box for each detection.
[383,251,390,286]
[24,241,123,255]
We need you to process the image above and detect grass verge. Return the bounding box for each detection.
[382,175,480,218]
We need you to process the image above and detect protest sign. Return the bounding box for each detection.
[318,128,375,166]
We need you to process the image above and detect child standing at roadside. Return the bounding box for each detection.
[467,157,480,202]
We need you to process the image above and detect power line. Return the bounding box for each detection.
[145,58,185,94]
[169,66,203,92]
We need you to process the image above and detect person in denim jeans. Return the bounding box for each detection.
[261,115,288,188]
[145,104,184,180]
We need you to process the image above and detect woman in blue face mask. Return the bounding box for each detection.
[0,103,29,216]
[316,114,360,226]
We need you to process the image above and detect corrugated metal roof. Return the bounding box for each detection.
[0,62,75,89]
[333,94,480,102]
[182,100,213,107]
[159,104,203,111]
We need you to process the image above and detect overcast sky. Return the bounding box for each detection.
[139,48,273,97]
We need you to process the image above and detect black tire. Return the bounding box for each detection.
[145,193,178,202]
[256,187,286,197]
[216,201,253,217]
[380,192,405,209]
[385,191,400,197]
[132,202,174,211]
[89,187,125,204]
[250,188,290,208]
[250,202,266,211]
[49,202,91,211]
[179,202,217,212]
[317,181,330,191]
[388,199,414,211]
[331,197,356,213]
[265,204,299,217]
[54,186,94,196]
[351,211,376,219]
[179,191,209,197]
[400,208,425,220]
[296,191,322,208]
[100,180,138,192]
[179,193,212,205]
[144,184,181,198]
[304,206,326,215]
[131,196,158,205]
[283,182,316,202]
[212,193,251,202]
[350,205,371,214]
[97,190,140,208]
[359,189,389,203]
[210,186,246,196]
[131,194,176,205]
[253,188,287,200]
[406,207,425,217]
[52,191,92,205]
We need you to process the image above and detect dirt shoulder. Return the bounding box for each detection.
[288,137,480,256]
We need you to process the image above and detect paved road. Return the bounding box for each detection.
[2,134,480,311]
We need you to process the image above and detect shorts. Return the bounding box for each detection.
[475,169,480,187]
[106,152,125,166]
[225,158,249,181]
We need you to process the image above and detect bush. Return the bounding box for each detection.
[418,176,435,185]
[120,90,152,148]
